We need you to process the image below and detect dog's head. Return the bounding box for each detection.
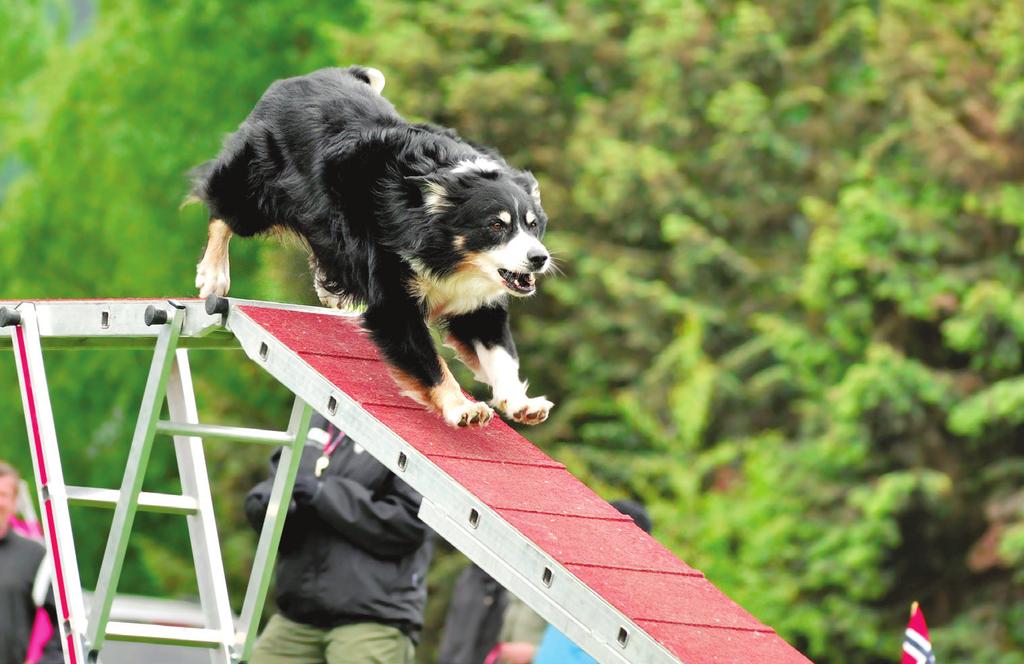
[406,160,551,297]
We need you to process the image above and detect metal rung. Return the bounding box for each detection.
[156,421,293,446]
[105,622,226,648]
[65,486,199,516]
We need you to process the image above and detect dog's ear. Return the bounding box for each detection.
[513,170,542,206]
[405,174,453,215]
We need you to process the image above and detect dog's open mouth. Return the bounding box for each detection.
[497,269,536,295]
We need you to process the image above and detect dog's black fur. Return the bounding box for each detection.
[190,66,553,427]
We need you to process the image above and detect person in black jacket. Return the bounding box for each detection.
[436,563,508,664]
[244,414,432,664]
[0,461,62,664]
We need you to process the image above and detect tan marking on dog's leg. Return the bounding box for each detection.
[196,218,233,298]
[443,334,484,380]
[389,359,493,428]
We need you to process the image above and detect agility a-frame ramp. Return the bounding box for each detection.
[0,298,811,664]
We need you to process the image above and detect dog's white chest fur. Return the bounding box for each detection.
[408,261,506,317]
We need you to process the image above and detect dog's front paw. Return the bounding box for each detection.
[196,261,230,298]
[492,395,553,425]
[442,401,494,428]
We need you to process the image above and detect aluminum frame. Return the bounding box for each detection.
[10,304,89,664]
[86,306,186,654]
[234,397,313,661]
[223,304,682,664]
[166,350,236,664]
[1,300,325,664]
[3,298,685,664]
[64,486,199,516]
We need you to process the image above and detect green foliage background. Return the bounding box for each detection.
[3,1,1024,662]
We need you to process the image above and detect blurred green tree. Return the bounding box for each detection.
[2,1,1023,662]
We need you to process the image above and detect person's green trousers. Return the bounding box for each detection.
[251,613,415,664]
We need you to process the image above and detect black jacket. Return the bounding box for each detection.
[0,529,62,664]
[437,563,508,664]
[245,415,432,639]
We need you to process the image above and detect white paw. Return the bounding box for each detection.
[492,395,553,425]
[196,261,230,298]
[442,401,494,428]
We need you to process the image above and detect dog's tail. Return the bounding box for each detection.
[181,160,214,210]
[349,65,386,95]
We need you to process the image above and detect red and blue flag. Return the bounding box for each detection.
[902,602,935,664]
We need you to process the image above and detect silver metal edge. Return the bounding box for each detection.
[64,487,199,516]
[104,622,224,648]
[234,397,313,662]
[86,308,186,653]
[10,304,90,664]
[0,299,356,349]
[155,421,292,446]
[167,350,236,664]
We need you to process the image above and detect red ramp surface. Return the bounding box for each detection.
[239,305,811,664]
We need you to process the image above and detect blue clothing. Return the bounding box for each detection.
[533,625,596,664]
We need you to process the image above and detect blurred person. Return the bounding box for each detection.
[530,499,652,664]
[439,499,651,664]
[488,596,547,664]
[0,461,62,664]
[11,478,55,664]
[436,564,545,664]
[244,414,432,664]
[436,563,509,664]
[12,479,43,540]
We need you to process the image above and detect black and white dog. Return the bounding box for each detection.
[190,66,553,427]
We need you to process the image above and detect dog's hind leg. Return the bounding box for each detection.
[196,218,233,298]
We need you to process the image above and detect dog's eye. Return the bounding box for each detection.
[489,221,505,232]
[527,220,538,229]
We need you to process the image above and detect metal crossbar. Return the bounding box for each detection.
[64,487,199,515]
[155,421,293,446]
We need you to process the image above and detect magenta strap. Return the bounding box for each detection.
[323,423,346,458]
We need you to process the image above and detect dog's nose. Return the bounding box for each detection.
[527,249,549,270]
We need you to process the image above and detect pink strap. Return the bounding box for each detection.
[11,516,44,541]
[24,607,54,664]
[484,644,502,664]
[323,423,346,457]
